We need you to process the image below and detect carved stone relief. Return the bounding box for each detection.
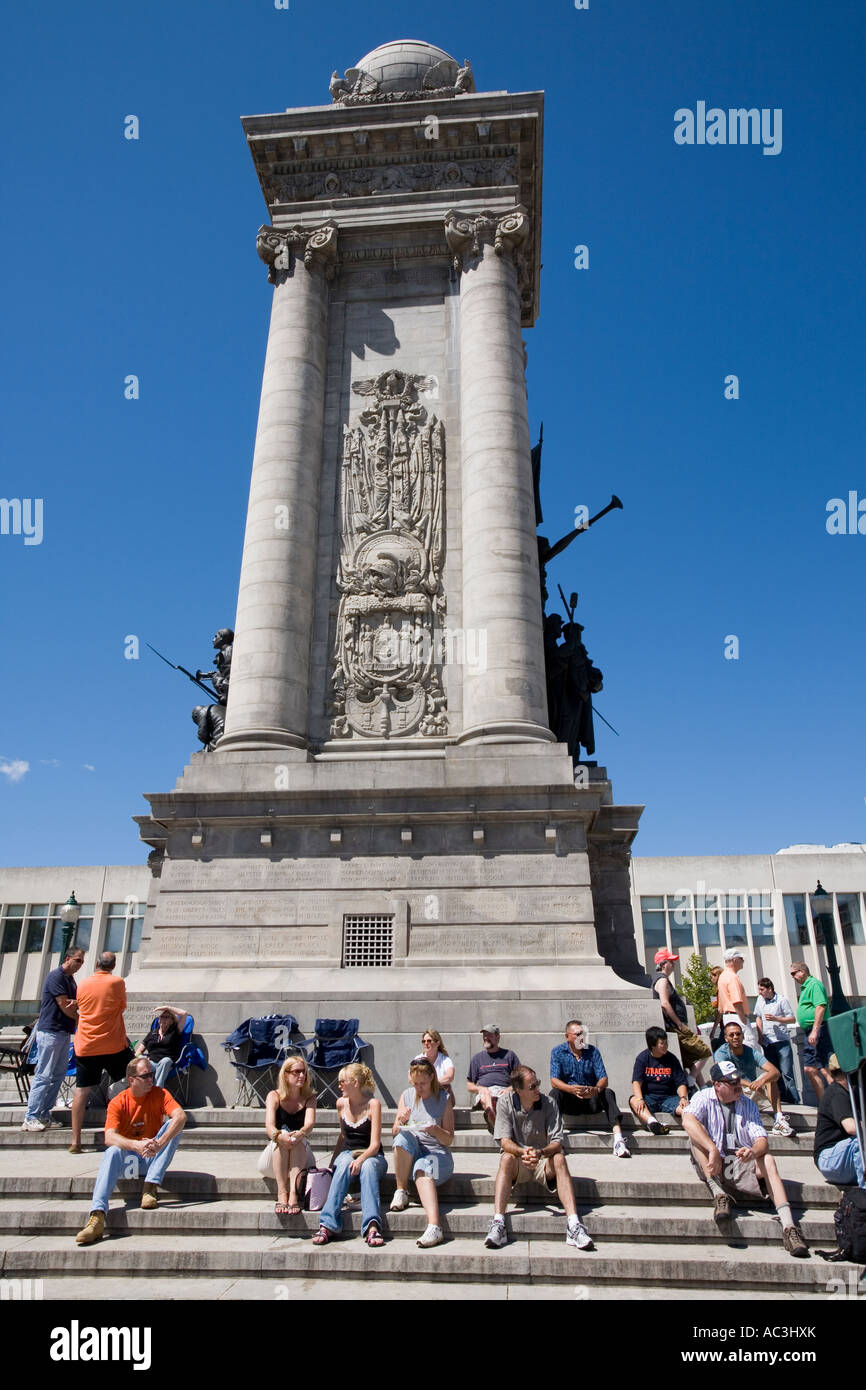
[255,221,340,283]
[331,371,446,740]
[329,58,475,106]
[265,156,518,205]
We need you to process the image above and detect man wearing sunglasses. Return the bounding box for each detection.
[75,1055,186,1246]
[682,1059,808,1258]
[484,1065,594,1252]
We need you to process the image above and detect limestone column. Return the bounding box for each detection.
[446,208,553,744]
[220,222,338,751]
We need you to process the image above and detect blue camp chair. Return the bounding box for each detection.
[223,1014,301,1107]
[147,1013,206,1103]
[298,1018,369,1106]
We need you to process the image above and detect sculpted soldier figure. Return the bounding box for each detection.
[196,629,233,701]
[544,614,602,766]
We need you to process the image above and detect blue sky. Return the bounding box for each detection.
[0,0,863,866]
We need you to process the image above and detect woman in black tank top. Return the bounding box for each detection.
[265,1057,317,1215]
[312,1063,387,1248]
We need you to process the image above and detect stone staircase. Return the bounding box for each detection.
[0,1103,862,1301]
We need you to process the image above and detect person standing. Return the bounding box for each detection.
[21,947,85,1132]
[70,952,131,1154]
[790,961,833,1101]
[549,1020,630,1157]
[716,948,755,1043]
[650,948,710,1084]
[754,977,801,1107]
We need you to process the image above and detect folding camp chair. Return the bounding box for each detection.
[223,1014,301,1107]
[147,1014,206,1103]
[0,1025,35,1103]
[298,1018,369,1106]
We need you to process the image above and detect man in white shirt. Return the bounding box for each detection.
[754,976,801,1107]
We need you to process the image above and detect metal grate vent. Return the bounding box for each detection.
[342,914,394,967]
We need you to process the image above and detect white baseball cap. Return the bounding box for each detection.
[723,947,746,962]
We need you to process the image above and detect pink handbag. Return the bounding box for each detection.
[304,1167,333,1212]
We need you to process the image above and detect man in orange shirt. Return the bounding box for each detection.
[716,947,757,1045]
[75,1055,186,1245]
[70,951,132,1154]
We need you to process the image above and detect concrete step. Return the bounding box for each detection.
[0,1231,857,1294]
[0,1196,841,1245]
[0,1145,842,1209]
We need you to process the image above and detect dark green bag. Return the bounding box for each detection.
[827,1007,866,1073]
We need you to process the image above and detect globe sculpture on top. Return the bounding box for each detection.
[330,40,475,104]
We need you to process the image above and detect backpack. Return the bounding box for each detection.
[833,1187,866,1264]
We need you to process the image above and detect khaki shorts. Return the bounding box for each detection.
[511,1153,556,1192]
[676,1028,711,1068]
[690,1145,769,1203]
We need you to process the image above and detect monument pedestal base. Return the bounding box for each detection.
[130,742,649,1104]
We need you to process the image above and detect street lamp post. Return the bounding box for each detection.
[809,881,850,1016]
[58,892,80,959]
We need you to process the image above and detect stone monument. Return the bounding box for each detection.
[130,40,653,1102]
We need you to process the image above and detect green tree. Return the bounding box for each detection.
[680,953,716,1025]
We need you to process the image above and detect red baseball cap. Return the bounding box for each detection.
[653,948,679,965]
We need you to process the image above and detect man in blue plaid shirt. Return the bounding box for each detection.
[549,1020,630,1158]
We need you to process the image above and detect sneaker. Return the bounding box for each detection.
[75,1212,105,1246]
[416,1223,443,1248]
[612,1136,631,1158]
[484,1216,507,1249]
[141,1183,158,1210]
[389,1188,409,1213]
[713,1193,731,1224]
[40,1117,64,1129]
[772,1116,794,1137]
[783,1223,809,1258]
[566,1216,595,1251]
[20,1118,46,1132]
[646,1120,667,1136]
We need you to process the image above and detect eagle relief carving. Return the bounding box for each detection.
[331,370,447,739]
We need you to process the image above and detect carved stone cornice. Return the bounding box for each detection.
[262,152,518,206]
[255,221,340,283]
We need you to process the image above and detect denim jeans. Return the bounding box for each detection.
[151,1056,174,1087]
[763,1039,801,1105]
[90,1121,181,1213]
[393,1128,454,1184]
[318,1149,388,1236]
[645,1093,683,1117]
[25,1031,72,1122]
[817,1137,865,1189]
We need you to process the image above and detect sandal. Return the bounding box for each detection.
[274,1202,291,1215]
[312,1226,332,1245]
[365,1225,384,1247]
[286,1203,301,1216]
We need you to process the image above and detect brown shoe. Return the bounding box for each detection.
[713,1193,731,1224]
[141,1183,158,1210]
[783,1223,809,1258]
[68,1143,83,1155]
[75,1212,105,1246]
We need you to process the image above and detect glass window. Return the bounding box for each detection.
[838,893,865,947]
[666,895,693,948]
[75,918,93,951]
[105,918,127,953]
[50,919,65,953]
[783,894,810,947]
[28,905,49,916]
[748,893,775,944]
[129,918,144,953]
[1,921,22,953]
[808,892,833,948]
[640,898,666,949]
[694,894,721,946]
[25,921,45,952]
[721,893,748,946]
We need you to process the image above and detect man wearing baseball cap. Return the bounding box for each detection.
[466,1026,520,1133]
[651,948,710,1085]
[717,948,758,1046]
[682,1059,808,1257]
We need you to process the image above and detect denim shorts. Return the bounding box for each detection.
[802,1024,832,1070]
[645,1093,682,1117]
[393,1129,454,1185]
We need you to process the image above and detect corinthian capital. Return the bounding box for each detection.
[256,221,340,283]
[444,206,530,272]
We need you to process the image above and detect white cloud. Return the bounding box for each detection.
[0,758,30,784]
[82,764,95,772]
[40,758,61,767]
